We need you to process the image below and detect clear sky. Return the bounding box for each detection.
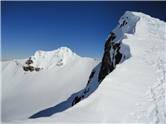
[2,1,166,60]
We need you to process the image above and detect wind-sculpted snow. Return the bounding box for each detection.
[29,11,139,119]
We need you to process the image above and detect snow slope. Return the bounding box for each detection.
[2,47,99,122]
[21,11,166,123]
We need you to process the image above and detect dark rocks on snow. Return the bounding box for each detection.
[104,32,116,51]
[29,66,35,72]
[23,66,29,71]
[72,96,82,106]
[35,67,40,71]
[84,88,89,94]
[23,66,34,72]
[23,58,41,72]
[25,58,33,65]
[120,20,128,28]
[23,66,41,72]
[87,70,95,86]
[113,43,122,64]
[71,32,123,106]
[98,32,123,82]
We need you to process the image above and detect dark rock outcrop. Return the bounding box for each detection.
[23,66,29,71]
[23,66,35,72]
[25,58,33,65]
[72,96,82,106]
[23,58,41,72]
[98,32,123,82]
[87,70,95,86]
[35,67,40,71]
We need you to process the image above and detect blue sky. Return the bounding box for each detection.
[2,1,166,60]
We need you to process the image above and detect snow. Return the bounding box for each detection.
[2,11,166,123]
[2,47,99,122]
[30,47,76,69]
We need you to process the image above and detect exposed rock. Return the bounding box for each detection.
[87,70,95,86]
[23,66,34,72]
[113,43,122,64]
[56,59,63,66]
[23,66,29,71]
[35,67,40,71]
[71,33,125,109]
[29,66,35,72]
[23,58,41,72]
[120,20,128,28]
[72,96,82,106]
[98,32,117,82]
[25,58,33,65]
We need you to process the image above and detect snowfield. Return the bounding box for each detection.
[1,11,166,123]
[2,47,99,122]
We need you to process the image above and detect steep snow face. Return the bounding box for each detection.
[2,47,99,122]
[22,11,166,123]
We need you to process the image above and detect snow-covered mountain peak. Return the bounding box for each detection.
[117,11,140,33]
[33,47,75,58]
[23,47,79,70]
[112,11,165,44]
[119,11,165,39]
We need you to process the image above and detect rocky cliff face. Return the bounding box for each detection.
[98,32,118,82]
[98,11,140,82]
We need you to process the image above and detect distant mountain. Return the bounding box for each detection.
[24,47,79,70]
[2,11,166,123]
[2,47,99,122]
